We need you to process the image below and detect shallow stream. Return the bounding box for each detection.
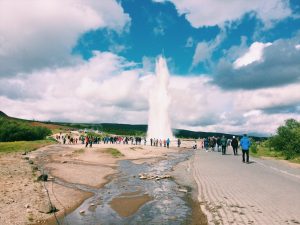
[58,150,196,225]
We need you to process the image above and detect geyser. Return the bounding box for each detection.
[147,56,173,140]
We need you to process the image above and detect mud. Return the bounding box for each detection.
[110,193,153,217]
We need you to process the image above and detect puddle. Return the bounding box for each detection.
[57,150,206,225]
[110,193,153,217]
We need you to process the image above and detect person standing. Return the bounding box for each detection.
[166,138,170,148]
[240,134,251,163]
[204,138,209,152]
[231,136,239,155]
[177,139,181,147]
[220,135,227,155]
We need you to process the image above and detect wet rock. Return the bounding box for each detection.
[178,188,188,193]
[48,176,55,181]
[138,173,172,180]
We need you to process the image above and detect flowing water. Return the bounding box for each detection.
[58,150,198,225]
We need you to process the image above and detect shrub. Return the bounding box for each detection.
[0,118,51,142]
[269,119,300,159]
[250,140,258,154]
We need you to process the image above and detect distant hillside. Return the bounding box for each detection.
[0,111,8,117]
[51,122,265,140]
[0,112,52,142]
[0,111,266,140]
[0,111,71,132]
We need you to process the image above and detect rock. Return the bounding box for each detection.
[28,160,34,164]
[47,176,55,181]
[37,174,48,182]
[62,161,67,164]
[26,209,32,213]
[79,210,85,214]
[90,203,95,206]
[25,204,30,208]
[178,188,188,193]
[139,176,147,179]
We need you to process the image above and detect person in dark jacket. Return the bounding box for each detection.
[231,136,239,155]
[220,135,227,155]
[240,134,251,163]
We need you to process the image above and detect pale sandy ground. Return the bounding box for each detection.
[191,148,300,225]
[0,134,190,225]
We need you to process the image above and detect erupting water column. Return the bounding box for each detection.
[147,56,173,140]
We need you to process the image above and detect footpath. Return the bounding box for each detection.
[191,148,300,225]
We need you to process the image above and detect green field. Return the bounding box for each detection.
[0,139,57,154]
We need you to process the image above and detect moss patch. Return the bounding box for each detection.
[105,148,124,158]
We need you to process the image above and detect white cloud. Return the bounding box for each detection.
[155,0,291,28]
[296,44,300,50]
[191,32,225,68]
[0,0,130,76]
[2,51,300,136]
[233,42,272,69]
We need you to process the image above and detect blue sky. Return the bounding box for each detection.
[73,0,300,75]
[1,0,300,135]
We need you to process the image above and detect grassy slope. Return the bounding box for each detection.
[250,145,300,164]
[0,111,62,154]
[0,139,57,154]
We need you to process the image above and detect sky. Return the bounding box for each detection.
[0,0,300,136]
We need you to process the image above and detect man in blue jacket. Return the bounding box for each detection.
[240,134,251,163]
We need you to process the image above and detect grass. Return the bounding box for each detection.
[73,149,85,154]
[250,145,300,164]
[0,138,56,154]
[105,148,124,158]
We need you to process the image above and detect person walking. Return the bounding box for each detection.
[240,134,251,163]
[220,135,227,155]
[231,136,239,155]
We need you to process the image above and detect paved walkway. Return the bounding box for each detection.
[191,148,300,225]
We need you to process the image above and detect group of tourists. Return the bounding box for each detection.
[149,138,171,148]
[56,131,251,163]
[55,134,78,145]
[202,134,251,163]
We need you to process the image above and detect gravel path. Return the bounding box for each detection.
[191,148,300,225]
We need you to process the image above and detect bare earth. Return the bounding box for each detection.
[0,135,181,225]
[192,148,300,225]
[2,137,300,225]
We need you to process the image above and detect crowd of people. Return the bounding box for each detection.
[55,132,251,163]
[201,134,251,163]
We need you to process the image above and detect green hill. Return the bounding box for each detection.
[0,111,265,140]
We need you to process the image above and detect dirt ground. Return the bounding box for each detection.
[0,134,194,225]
